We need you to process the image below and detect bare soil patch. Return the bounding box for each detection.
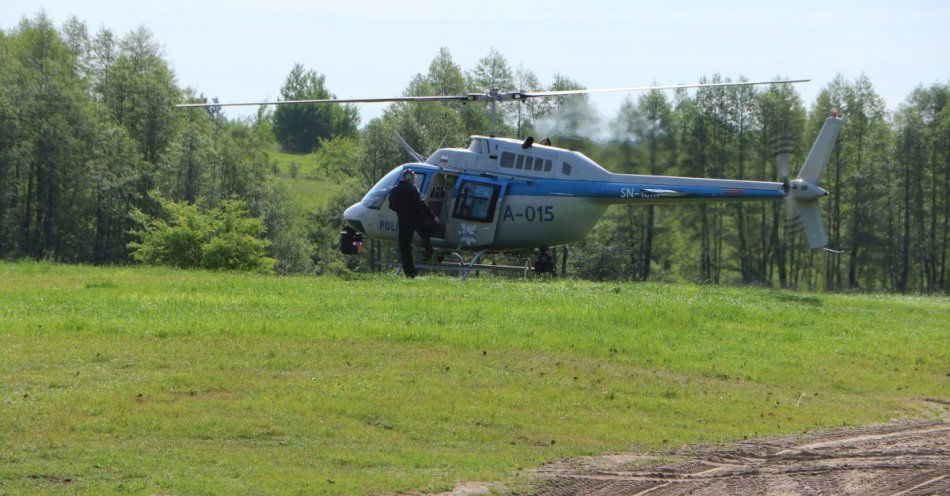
[535,408,948,495]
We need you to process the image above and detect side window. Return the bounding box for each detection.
[533,157,544,171]
[453,181,501,222]
[544,159,552,172]
[562,162,572,176]
[500,151,514,168]
[413,172,426,193]
[515,155,525,169]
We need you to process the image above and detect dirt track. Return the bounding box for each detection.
[534,415,949,495]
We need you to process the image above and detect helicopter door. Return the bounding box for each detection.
[425,172,458,240]
[444,176,508,249]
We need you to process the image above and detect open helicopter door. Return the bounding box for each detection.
[442,175,509,249]
[424,172,458,241]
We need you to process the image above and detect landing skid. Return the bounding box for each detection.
[386,250,533,280]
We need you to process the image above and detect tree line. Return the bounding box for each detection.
[0,14,314,273]
[571,75,949,294]
[1,14,947,293]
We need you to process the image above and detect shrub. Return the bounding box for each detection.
[129,198,275,272]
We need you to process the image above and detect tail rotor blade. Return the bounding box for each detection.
[784,193,798,222]
[769,132,794,181]
[776,152,790,181]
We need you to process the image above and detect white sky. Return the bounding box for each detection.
[2,0,948,127]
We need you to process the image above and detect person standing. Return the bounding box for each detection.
[388,169,436,278]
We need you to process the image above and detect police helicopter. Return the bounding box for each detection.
[178,79,841,278]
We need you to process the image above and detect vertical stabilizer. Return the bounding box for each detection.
[787,114,842,249]
[797,116,842,184]
[794,200,828,249]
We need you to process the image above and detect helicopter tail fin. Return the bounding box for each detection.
[786,115,842,249]
[797,115,843,183]
[788,198,828,249]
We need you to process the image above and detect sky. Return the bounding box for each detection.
[2,0,948,128]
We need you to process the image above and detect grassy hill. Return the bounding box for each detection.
[269,148,344,211]
[1,262,947,494]
[274,175,342,212]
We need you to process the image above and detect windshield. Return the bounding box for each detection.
[360,166,404,210]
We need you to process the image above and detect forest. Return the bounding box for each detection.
[1,13,948,293]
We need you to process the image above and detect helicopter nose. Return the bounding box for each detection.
[343,203,368,233]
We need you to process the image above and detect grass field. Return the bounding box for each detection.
[1,262,947,495]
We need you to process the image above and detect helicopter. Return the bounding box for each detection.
[178,79,841,278]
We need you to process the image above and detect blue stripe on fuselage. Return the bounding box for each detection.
[505,178,783,200]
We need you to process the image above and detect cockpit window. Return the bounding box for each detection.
[360,166,404,210]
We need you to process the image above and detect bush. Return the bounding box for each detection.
[129,198,275,272]
[255,182,314,275]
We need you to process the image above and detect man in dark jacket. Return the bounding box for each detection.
[388,169,436,278]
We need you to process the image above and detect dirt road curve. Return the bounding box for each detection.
[535,419,949,495]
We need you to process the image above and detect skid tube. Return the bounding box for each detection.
[386,250,532,280]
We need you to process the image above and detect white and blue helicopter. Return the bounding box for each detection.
[179,79,841,277]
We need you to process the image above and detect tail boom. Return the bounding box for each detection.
[598,174,785,204]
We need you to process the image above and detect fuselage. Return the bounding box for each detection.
[343,136,790,252]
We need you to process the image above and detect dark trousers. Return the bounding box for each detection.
[397,217,432,278]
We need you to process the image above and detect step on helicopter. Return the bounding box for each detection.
[178,79,842,278]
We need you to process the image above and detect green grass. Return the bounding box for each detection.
[269,148,323,178]
[274,175,341,211]
[1,262,947,495]
[269,149,343,211]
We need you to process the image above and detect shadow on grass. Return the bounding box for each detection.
[770,291,823,307]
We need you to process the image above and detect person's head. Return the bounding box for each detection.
[401,169,416,182]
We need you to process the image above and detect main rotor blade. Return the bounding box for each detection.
[518,79,809,98]
[175,78,809,108]
[176,94,472,108]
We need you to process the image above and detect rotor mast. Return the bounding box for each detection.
[488,87,499,137]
